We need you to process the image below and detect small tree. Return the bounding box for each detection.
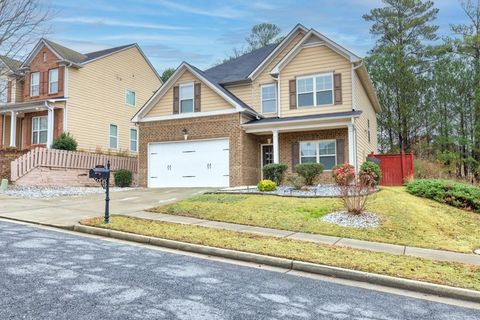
[295,163,323,185]
[332,163,377,215]
[52,132,77,151]
[160,68,175,83]
[262,163,288,185]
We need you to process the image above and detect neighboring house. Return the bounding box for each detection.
[133,24,381,188]
[0,39,161,154]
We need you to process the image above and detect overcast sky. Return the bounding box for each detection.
[43,0,468,72]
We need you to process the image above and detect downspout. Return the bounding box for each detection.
[63,63,71,133]
[45,101,54,149]
[351,60,363,171]
[1,113,5,147]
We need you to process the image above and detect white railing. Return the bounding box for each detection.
[10,147,138,181]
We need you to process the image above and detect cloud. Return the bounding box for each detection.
[98,33,212,46]
[141,43,213,64]
[54,17,189,30]
[153,0,245,19]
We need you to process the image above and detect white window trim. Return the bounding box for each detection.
[260,83,277,114]
[125,89,136,107]
[179,82,195,114]
[130,128,138,152]
[299,139,337,171]
[109,124,118,149]
[32,116,48,145]
[296,73,334,108]
[30,72,40,97]
[48,68,59,94]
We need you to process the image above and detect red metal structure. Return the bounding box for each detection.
[368,152,414,186]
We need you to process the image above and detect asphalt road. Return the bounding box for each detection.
[0,220,479,320]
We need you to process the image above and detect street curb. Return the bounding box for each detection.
[0,216,74,231]
[73,224,480,303]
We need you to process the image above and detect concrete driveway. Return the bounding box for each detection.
[0,188,208,228]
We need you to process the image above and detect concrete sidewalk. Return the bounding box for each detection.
[127,211,480,266]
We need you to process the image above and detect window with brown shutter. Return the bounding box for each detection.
[289,79,296,109]
[173,85,179,114]
[334,73,342,105]
[194,83,201,112]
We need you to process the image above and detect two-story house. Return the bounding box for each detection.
[132,24,381,188]
[0,39,161,153]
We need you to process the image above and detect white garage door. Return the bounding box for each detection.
[148,139,230,188]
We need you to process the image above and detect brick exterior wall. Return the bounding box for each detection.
[20,109,64,149]
[138,113,261,187]
[279,128,349,184]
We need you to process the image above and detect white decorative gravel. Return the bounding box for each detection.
[3,186,137,199]
[321,211,381,228]
[220,185,342,197]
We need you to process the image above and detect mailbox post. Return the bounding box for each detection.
[89,160,111,224]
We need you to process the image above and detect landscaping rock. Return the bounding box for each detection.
[219,185,343,197]
[321,211,381,228]
[4,185,137,199]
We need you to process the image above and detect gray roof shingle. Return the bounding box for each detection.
[0,55,22,72]
[203,43,278,84]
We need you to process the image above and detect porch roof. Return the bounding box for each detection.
[242,110,361,134]
[0,98,66,113]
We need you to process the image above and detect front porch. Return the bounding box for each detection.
[242,111,361,184]
[0,100,65,149]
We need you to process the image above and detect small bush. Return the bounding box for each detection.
[114,169,133,188]
[262,163,288,185]
[52,132,78,151]
[406,179,480,212]
[332,163,355,186]
[295,163,323,185]
[257,179,277,192]
[359,161,382,185]
[286,174,305,190]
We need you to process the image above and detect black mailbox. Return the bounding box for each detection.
[89,165,110,180]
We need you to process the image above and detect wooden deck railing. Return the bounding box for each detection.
[10,147,138,181]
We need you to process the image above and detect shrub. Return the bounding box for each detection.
[332,163,376,215]
[295,163,323,185]
[406,179,480,212]
[286,174,305,190]
[359,161,381,185]
[114,169,133,188]
[262,163,288,185]
[52,132,78,151]
[257,179,277,192]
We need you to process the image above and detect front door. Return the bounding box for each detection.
[261,145,273,177]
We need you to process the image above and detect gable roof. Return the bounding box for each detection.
[132,62,260,122]
[203,43,278,85]
[0,55,22,72]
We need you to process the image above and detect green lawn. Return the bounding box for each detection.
[148,187,480,253]
[81,215,480,291]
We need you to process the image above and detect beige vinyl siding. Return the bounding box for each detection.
[14,79,23,103]
[67,47,160,153]
[280,45,352,117]
[225,84,253,106]
[354,72,378,167]
[146,69,235,117]
[250,32,305,114]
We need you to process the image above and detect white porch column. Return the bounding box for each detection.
[9,111,16,147]
[272,129,279,163]
[47,106,54,148]
[347,123,356,170]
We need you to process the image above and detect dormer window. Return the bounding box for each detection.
[179,82,194,113]
[48,68,59,94]
[30,72,40,97]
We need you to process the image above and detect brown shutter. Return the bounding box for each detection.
[292,142,300,172]
[7,81,12,103]
[289,79,296,109]
[58,67,64,93]
[334,73,342,105]
[336,139,345,165]
[194,83,201,112]
[41,71,47,95]
[24,73,30,98]
[173,85,179,114]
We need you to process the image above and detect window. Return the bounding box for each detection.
[109,124,118,149]
[43,52,47,62]
[32,116,48,144]
[126,89,136,106]
[261,84,277,113]
[30,72,40,96]
[130,128,138,152]
[300,140,337,170]
[367,119,371,144]
[297,73,333,107]
[179,82,194,113]
[48,68,58,94]
[0,79,7,103]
